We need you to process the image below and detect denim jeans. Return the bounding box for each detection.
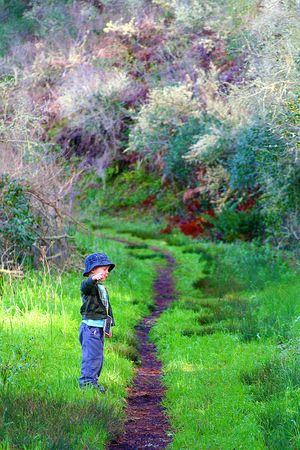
[78,322,104,387]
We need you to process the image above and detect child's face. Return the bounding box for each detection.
[90,265,110,281]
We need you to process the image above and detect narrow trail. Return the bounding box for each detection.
[102,235,179,450]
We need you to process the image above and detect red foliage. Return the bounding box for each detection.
[159,215,182,234]
[121,151,139,166]
[135,48,157,62]
[199,211,215,228]
[179,218,205,238]
[168,215,182,225]
[237,198,256,211]
[159,212,215,238]
[186,199,201,214]
[202,209,216,218]
[159,225,173,235]
[121,83,150,107]
[95,36,129,61]
[134,18,165,47]
[141,194,156,208]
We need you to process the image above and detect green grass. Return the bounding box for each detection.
[1,212,299,449]
[74,165,187,228]
[78,216,300,449]
[146,239,300,449]
[80,211,196,249]
[0,229,163,449]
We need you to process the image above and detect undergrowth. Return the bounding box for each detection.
[148,238,300,449]
[98,217,300,449]
[0,228,159,448]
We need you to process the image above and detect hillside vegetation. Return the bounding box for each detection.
[0,0,299,270]
[0,1,299,449]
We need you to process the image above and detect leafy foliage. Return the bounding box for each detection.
[207,202,265,242]
[0,0,299,251]
[228,124,283,191]
[0,173,37,256]
[0,0,34,55]
[126,84,200,162]
[163,117,209,186]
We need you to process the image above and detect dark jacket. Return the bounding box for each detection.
[80,276,115,325]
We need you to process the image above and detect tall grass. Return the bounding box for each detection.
[78,215,300,448]
[147,237,300,449]
[0,229,159,448]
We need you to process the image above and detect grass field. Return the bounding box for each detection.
[1,214,299,449]
[149,240,300,449]
[87,216,300,449]
[0,229,164,449]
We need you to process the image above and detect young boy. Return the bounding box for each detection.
[78,252,116,393]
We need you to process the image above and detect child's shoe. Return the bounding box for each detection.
[80,382,106,393]
[95,384,106,393]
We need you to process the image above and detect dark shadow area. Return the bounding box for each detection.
[0,391,124,449]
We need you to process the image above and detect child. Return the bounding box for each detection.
[78,252,116,393]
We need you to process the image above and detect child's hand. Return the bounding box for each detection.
[105,330,113,338]
[91,273,105,281]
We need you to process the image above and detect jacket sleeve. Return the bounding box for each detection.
[80,276,97,295]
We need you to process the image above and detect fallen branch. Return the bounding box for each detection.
[43,252,63,260]
[0,268,24,276]
[41,234,75,240]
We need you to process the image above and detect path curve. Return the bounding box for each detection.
[103,236,178,450]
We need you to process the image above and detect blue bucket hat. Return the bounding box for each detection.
[83,252,115,277]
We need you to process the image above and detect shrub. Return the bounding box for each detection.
[0,0,34,56]
[0,173,38,261]
[56,65,135,172]
[207,202,265,242]
[163,117,210,186]
[228,123,284,191]
[0,77,80,269]
[125,83,200,164]
[24,0,103,43]
[58,66,131,134]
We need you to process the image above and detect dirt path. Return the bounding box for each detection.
[104,236,178,450]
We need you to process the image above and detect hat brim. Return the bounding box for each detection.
[83,262,115,277]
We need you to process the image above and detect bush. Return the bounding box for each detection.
[126,83,200,165]
[0,0,34,55]
[80,164,162,212]
[227,99,300,249]
[163,117,210,186]
[207,202,265,242]
[160,0,258,34]
[0,173,38,259]
[228,123,284,191]
[58,66,131,135]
